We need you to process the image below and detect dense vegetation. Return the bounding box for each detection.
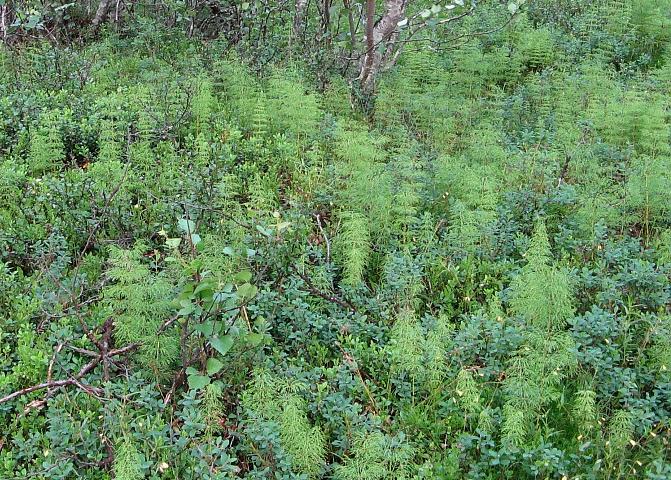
[1,1,671,478]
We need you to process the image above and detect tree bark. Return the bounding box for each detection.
[293,0,309,40]
[343,0,358,55]
[92,0,115,28]
[0,2,11,40]
[358,0,407,91]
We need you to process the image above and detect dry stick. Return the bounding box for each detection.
[67,345,99,357]
[46,343,65,398]
[0,337,139,405]
[315,213,331,263]
[0,356,100,405]
[335,341,378,415]
[290,265,356,312]
[75,161,130,267]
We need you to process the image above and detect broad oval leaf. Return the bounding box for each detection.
[206,357,224,375]
[210,335,234,356]
[187,374,210,390]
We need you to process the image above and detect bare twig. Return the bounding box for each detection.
[290,265,356,312]
[315,214,331,263]
[0,321,138,406]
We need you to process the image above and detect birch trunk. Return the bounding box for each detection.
[92,0,115,28]
[358,0,408,91]
[293,0,309,39]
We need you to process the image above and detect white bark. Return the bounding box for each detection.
[1,3,9,40]
[92,0,114,27]
[359,0,408,90]
[293,0,309,39]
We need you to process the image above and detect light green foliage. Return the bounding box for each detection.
[333,431,415,480]
[502,404,527,447]
[12,327,49,385]
[335,123,394,244]
[129,136,154,173]
[607,409,635,454]
[450,43,491,98]
[0,47,8,84]
[193,131,211,168]
[279,397,327,477]
[504,329,577,410]
[392,154,421,241]
[504,221,578,441]
[335,121,385,164]
[509,221,574,330]
[88,136,129,209]
[214,55,261,126]
[629,0,671,61]
[339,211,371,286]
[193,74,214,136]
[626,155,671,238]
[455,368,481,415]
[424,314,453,387]
[321,75,353,118]
[388,309,425,383]
[247,170,280,214]
[517,24,556,70]
[439,156,499,254]
[266,69,322,139]
[477,408,495,435]
[104,244,178,372]
[585,85,671,237]
[594,90,669,156]
[203,382,224,436]
[388,309,453,390]
[242,370,326,477]
[97,119,123,164]
[27,111,65,175]
[114,437,143,480]
[2,5,671,478]
[647,315,671,375]
[251,91,269,138]
[573,389,598,434]
[0,161,26,231]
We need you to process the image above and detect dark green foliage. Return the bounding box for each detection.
[2,5,671,479]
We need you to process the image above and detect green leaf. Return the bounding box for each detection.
[206,358,224,375]
[210,335,234,356]
[234,270,252,283]
[194,320,215,336]
[193,282,210,294]
[275,221,291,232]
[256,225,273,237]
[178,218,196,234]
[246,332,264,346]
[187,374,210,390]
[25,14,41,30]
[236,283,258,301]
[165,237,181,249]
